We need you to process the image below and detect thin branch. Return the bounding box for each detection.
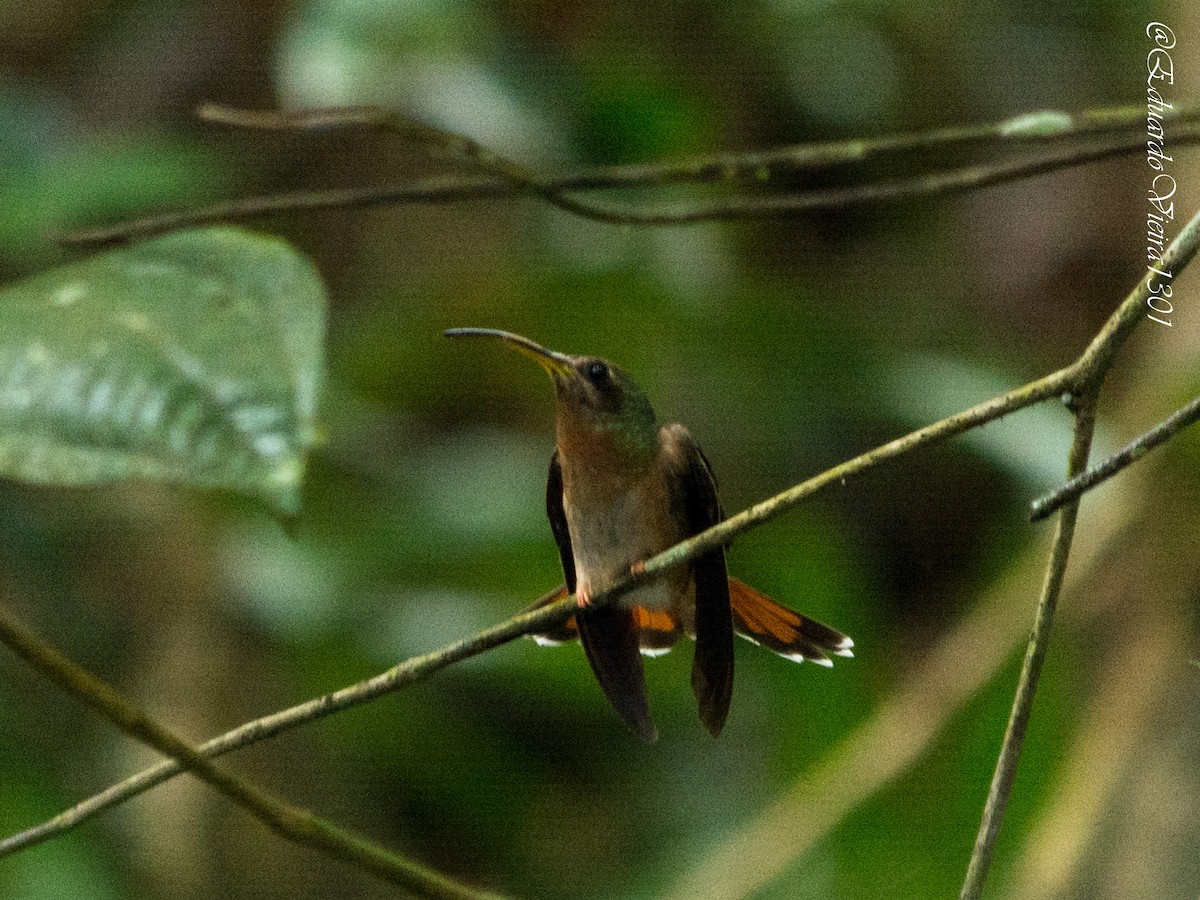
[60,177,510,246]
[568,104,1200,186]
[1072,207,1200,380]
[197,104,401,132]
[959,386,1099,900]
[0,583,562,856]
[1031,393,1200,521]
[200,102,1199,181]
[580,133,1200,227]
[59,104,1200,245]
[0,365,1078,856]
[1004,597,1180,900]
[0,603,505,900]
[197,102,645,228]
[959,206,1200,898]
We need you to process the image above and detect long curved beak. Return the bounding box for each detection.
[444,328,574,378]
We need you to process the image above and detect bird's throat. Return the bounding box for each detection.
[555,414,657,504]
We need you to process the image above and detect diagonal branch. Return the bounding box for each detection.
[1030,392,1200,521]
[0,363,1077,856]
[59,103,1200,245]
[958,206,1200,899]
[0,603,505,900]
[194,103,630,225]
[0,583,563,857]
[959,387,1099,900]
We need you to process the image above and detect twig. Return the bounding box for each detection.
[959,387,1099,900]
[1030,393,1200,521]
[0,603,505,900]
[0,365,1078,856]
[198,102,1197,176]
[58,104,1200,245]
[198,102,638,227]
[0,584,563,856]
[959,204,1200,899]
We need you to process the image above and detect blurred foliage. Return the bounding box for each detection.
[0,228,325,515]
[1,1,1198,899]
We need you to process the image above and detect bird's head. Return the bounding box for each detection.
[445,328,659,460]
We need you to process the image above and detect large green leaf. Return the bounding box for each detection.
[0,227,326,515]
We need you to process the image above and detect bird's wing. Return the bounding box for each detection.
[546,449,657,741]
[662,423,734,737]
[577,604,658,743]
[524,452,580,645]
[546,450,576,594]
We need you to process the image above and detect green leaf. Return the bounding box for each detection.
[0,227,326,516]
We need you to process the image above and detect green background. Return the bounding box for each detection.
[2,1,1198,898]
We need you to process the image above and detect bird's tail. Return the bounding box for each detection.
[526,579,853,666]
[727,578,853,666]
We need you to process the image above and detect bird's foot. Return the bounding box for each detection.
[575,583,593,609]
[630,561,646,577]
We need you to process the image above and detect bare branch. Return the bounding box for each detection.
[0,584,564,856]
[197,102,638,227]
[959,205,1200,898]
[200,102,1199,174]
[960,387,1099,900]
[1004,599,1180,900]
[58,103,1200,245]
[0,365,1076,855]
[0,604,505,900]
[1031,393,1200,521]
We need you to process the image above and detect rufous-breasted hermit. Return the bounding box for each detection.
[446,328,853,742]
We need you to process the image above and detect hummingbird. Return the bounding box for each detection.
[445,328,853,742]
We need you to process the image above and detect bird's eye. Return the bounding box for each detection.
[585,361,609,384]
